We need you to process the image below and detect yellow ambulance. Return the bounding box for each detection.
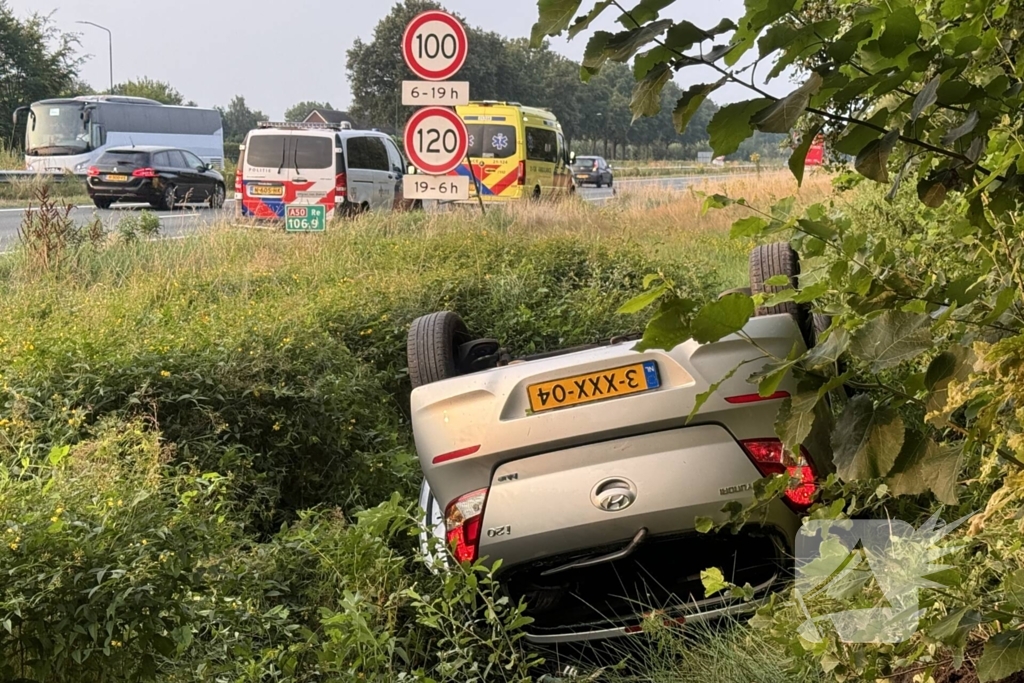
[454,101,574,201]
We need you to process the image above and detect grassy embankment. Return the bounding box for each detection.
[0,173,831,681]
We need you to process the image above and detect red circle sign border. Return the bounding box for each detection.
[402,10,469,81]
[404,106,469,176]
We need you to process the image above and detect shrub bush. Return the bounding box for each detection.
[0,199,741,680]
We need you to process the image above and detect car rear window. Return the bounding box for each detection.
[466,124,517,160]
[97,150,150,167]
[574,157,598,168]
[294,136,332,170]
[246,135,288,168]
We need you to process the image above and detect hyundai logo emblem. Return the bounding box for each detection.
[591,477,637,512]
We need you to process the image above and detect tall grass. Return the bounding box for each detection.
[0,141,24,169]
[0,172,88,204]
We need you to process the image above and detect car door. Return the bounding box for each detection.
[344,136,377,210]
[180,150,213,200]
[365,136,395,210]
[164,150,194,202]
[382,137,407,209]
[345,136,392,211]
[555,132,572,194]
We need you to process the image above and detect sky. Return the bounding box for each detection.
[17,0,794,118]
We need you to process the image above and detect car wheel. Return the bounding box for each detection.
[93,198,113,210]
[596,178,603,188]
[407,311,471,389]
[159,185,177,211]
[608,175,614,187]
[749,242,814,346]
[531,186,541,201]
[208,184,225,210]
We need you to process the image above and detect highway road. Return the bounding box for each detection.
[0,174,752,251]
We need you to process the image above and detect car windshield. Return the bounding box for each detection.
[96,150,151,168]
[466,124,517,160]
[26,103,90,156]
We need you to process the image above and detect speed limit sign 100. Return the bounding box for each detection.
[402,10,468,81]
[404,107,469,176]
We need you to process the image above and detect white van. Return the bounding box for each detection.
[236,122,415,219]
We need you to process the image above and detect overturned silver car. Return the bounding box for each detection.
[408,243,834,643]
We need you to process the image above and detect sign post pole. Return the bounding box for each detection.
[465,155,486,216]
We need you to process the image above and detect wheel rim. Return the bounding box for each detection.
[213,187,224,208]
[165,187,175,209]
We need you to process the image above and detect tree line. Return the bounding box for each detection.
[4,0,785,162]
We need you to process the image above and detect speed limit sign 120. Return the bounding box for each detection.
[404,106,469,176]
[402,10,468,81]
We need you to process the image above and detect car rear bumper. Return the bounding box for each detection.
[87,178,161,201]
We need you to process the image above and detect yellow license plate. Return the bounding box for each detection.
[105,174,128,182]
[528,361,661,413]
[250,185,284,197]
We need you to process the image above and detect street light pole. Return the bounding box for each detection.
[76,21,113,91]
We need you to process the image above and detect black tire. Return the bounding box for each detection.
[750,242,815,346]
[750,243,801,317]
[408,312,471,389]
[531,187,541,201]
[208,184,225,209]
[812,313,832,338]
[596,178,603,188]
[92,198,113,210]
[159,184,177,211]
[608,175,614,188]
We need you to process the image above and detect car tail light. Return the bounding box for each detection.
[518,160,526,186]
[725,391,790,404]
[335,172,348,198]
[132,167,157,178]
[740,439,817,510]
[445,488,488,563]
[234,167,243,194]
[86,166,100,177]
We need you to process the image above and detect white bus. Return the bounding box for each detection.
[15,95,224,173]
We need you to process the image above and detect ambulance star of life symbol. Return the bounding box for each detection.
[491,133,509,151]
[794,512,970,644]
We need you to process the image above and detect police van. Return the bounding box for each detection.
[454,102,574,201]
[235,122,415,219]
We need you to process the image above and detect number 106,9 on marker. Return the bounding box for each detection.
[403,175,470,200]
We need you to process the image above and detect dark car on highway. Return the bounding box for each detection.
[571,155,613,188]
[86,146,226,210]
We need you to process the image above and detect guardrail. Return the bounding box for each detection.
[0,170,85,183]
